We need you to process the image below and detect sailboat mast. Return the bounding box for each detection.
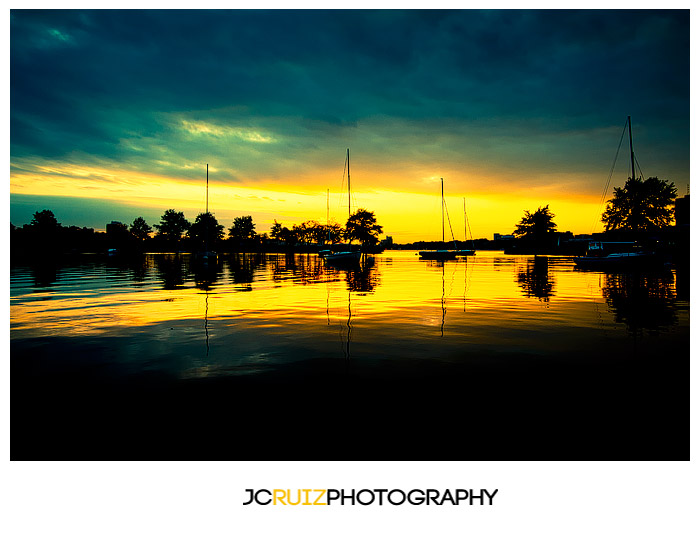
[463,197,467,241]
[205,163,209,253]
[441,177,445,243]
[347,148,351,218]
[327,188,330,244]
[628,116,636,181]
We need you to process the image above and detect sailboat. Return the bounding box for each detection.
[318,189,332,257]
[195,163,218,265]
[455,197,476,256]
[419,178,458,260]
[574,116,658,269]
[324,149,362,264]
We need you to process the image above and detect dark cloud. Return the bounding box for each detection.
[10,9,690,186]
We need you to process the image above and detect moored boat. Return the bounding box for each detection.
[419,178,460,260]
[194,164,218,266]
[324,149,365,265]
[324,250,362,264]
[573,241,659,270]
[419,249,458,260]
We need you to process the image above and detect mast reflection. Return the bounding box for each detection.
[343,255,378,293]
[343,290,352,362]
[421,259,455,335]
[441,262,446,336]
[204,289,210,357]
[193,259,222,291]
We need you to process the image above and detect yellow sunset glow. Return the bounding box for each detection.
[10,157,605,240]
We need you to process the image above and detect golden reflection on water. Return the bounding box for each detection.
[10,251,687,343]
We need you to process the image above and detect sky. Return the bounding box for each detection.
[9,9,690,242]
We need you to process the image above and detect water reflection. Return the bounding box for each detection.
[204,290,211,357]
[10,251,688,354]
[270,253,327,285]
[675,264,689,302]
[193,260,223,291]
[441,263,446,336]
[602,271,679,334]
[128,256,149,285]
[154,254,187,289]
[227,253,265,288]
[341,256,379,293]
[31,263,58,288]
[516,256,555,302]
[411,257,474,337]
[462,257,474,313]
[492,256,517,270]
[342,290,352,361]
[11,251,689,462]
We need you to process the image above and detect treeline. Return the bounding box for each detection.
[11,207,385,258]
[502,176,684,255]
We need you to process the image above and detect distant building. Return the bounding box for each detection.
[494,233,514,240]
[675,195,689,227]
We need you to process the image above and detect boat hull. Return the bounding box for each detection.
[323,251,362,264]
[419,250,458,260]
[573,252,659,270]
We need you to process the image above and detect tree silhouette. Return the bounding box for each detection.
[601,176,677,231]
[292,220,326,244]
[270,220,283,240]
[130,217,152,241]
[228,215,256,241]
[107,221,129,236]
[26,209,62,251]
[345,209,383,247]
[154,209,190,245]
[513,205,557,241]
[325,222,344,244]
[106,221,130,248]
[188,212,224,250]
[279,226,298,245]
[30,209,61,233]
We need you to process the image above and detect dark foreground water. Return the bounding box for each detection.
[11,251,689,460]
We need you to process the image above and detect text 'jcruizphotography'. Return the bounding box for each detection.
[243,488,498,506]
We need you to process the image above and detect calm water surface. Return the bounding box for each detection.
[11,251,689,460]
[11,251,689,371]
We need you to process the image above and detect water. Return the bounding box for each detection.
[11,251,689,460]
